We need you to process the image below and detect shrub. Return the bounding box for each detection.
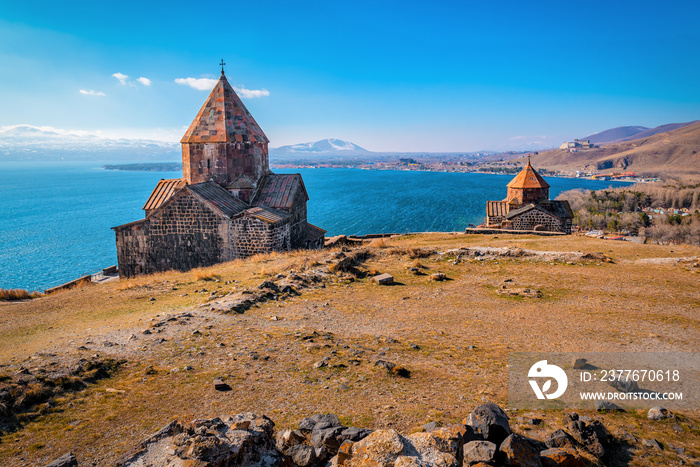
[0,289,42,301]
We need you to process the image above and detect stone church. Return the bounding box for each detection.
[113,68,325,278]
[484,159,573,233]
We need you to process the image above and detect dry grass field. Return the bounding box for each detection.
[0,233,698,466]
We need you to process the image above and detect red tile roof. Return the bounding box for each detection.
[188,182,249,218]
[254,174,308,209]
[142,179,186,212]
[180,73,268,144]
[507,161,550,189]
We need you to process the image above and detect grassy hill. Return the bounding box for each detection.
[532,121,700,179]
[1,233,699,466]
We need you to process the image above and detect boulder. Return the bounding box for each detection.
[430,273,447,281]
[337,428,462,467]
[539,447,588,467]
[372,273,394,285]
[116,414,281,466]
[499,433,545,467]
[43,453,77,467]
[647,407,669,420]
[464,403,511,445]
[344,429,406,465]
[607,378,639,393]
[213,378,231,391]
[463,440,497,465]
[568,418,613,459]
[595,400,623,412]
[642,438,663,450]
[406,426,464,467]
[571,358,587,369]
[544,429,577,449]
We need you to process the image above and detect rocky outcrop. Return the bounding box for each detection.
[116,413,281,466]
[114,404,622,467]
[0,356,124,433]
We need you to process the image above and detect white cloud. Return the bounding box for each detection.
[79,89,106,96]
[174,77,269,98]
[175,77,218,91]
[234,86,270,98]
[112,72,128,84]
[137,77,151,86]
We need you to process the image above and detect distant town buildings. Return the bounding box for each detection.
[559,139,595,151]
[484,159,573,233]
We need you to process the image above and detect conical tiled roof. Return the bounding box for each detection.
[506,160,550,189]
[181,72,269,144]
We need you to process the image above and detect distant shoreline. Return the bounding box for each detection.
[103,162,181,172]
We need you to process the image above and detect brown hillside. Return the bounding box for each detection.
[531,121,700,179]
[0,234,699,466]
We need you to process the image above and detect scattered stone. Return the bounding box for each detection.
[465,403,511,445]
[571,358,587,369]
[213,379,231,391]
[422,421,439,432]
[567,416,613,459]
[463,440,496,465]
[409,343,420,350]
[496,287,542,298]
[671,445,686,456]
[149,297,156,301]
[116,414,280,466]
[430,273,447,281]
[539,446,587,467]
[647,406,669,420]
[374,360,410,378]
[141,329,152,335]
[467,345,476,351]
[544,429,577,449]
[607,377,639,393]
[595,400,624,412]
[43,452,77,467]
[314,357,330,369]
[372,273,394,285]
[499,433,545,467]
[642,438,663,450]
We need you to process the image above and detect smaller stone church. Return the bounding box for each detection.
[113,67,325,278]
[484,159,573,233]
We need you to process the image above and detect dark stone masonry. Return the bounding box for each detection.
[484,159,573,233]
[113,68,325,278]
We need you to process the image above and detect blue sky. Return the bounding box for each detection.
[0,0,699,152]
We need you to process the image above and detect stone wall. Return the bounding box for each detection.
[230,216,291,258]
[486,215,504,227]
[115,222,152,278]
[287,188,308,249]
[507,187,549,204]
[510,209,568,233]
[182,141,268,187]
[115,191,226,277]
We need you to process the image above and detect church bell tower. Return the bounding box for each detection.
[180,62,270,200]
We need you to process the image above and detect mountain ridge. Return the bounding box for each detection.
[271,138,372,157]
[533,120,700,179]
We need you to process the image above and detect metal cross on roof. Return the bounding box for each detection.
[219,59,226,74]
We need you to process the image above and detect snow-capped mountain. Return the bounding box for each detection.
[0,125,180,161]
[271,138,371,157]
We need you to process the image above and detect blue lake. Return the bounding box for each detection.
[0,162,632,291]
